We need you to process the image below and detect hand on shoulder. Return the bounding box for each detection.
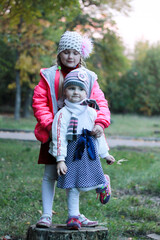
[91,125,103,138]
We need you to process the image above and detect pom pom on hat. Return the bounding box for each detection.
[58,31,93,59]
[82,37,93,59]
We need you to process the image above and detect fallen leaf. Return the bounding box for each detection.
[117,159,128,165]
[52,210,57,215]
[38,210,42,215]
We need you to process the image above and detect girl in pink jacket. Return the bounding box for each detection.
[32,31,111,228]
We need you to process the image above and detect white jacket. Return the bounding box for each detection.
[49,104,109,161]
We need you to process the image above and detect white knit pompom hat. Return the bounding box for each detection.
[58,31,93,59]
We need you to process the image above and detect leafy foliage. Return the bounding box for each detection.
[87,30,130,98]
[110,42,160,115]
[0,0,134,117]
[0,0,81,118]
[0,38,16,110]
[0,0,80,25]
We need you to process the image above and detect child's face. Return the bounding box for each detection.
[64,85,87,103]
[59,49,81,68]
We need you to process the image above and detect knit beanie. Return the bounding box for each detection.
[58,31,93,59]
[63,69,89,93]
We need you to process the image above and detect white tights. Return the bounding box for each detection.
[66,184,104,217]
[42,165,57,217]
[42,164,104,217]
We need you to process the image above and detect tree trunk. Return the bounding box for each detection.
[23,87,33,118]
[14,19,22,120]
[26,224,108,240]
[14,68,21,120]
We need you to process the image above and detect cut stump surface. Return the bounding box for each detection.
[26,224,108,240]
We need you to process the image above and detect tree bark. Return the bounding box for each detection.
[26,224,108,240]
[23,87,33,118]
[14,68,21,120]
[14,18,23,120]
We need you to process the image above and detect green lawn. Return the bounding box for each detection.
[106,114,160,138]
[0,139,160,239]
[0,114,36,131]
[1,113,160,138]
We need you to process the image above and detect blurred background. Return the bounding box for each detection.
[1,2,160,239]
[0,0,160,120]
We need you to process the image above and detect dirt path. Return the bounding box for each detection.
[1,130,160,148]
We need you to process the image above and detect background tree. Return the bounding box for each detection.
[109,67,143,113]
[109,41,160,115]
[0,0,135,117]
[137,44,160,115]
[0,0,80,119]
[0,38,16,112]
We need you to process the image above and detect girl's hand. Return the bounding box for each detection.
[91,125,103,138]
[57,161,68,176]
[105,155,115,165]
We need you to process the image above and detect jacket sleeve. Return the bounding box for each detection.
[49,109,69,161]
[97,134,110,158]
[32,77,53,132]
[90,80,110,129]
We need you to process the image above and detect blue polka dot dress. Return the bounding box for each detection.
[57,134,106,189]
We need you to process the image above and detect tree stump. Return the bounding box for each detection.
[26,224,108,240]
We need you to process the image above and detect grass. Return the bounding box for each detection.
[0,139,160,239]
[1,113,160,139]
[0,114,36,131]
[106,114,160,138]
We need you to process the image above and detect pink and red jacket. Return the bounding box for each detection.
[32,65,110,144]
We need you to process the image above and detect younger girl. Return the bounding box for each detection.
[49,69,115,230]
[32,31,111,228]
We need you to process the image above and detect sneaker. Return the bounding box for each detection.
[36,215,52,228]
[78,214,98,227]
[96,174,111,204]
[66,216,81,230]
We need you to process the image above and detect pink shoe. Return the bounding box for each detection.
[36,215,52,228]
[96,174,111,204]
[66,216,81,230]
[78,214,98,227]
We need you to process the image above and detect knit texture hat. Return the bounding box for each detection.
[64,69,89,93]
[58,31,93,59]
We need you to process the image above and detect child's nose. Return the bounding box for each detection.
[74,88,79,93]
[68,52,74,58]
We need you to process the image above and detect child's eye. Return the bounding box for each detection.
[74,51,79,55]
[63,50,69,54]
[68,87,75,90]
